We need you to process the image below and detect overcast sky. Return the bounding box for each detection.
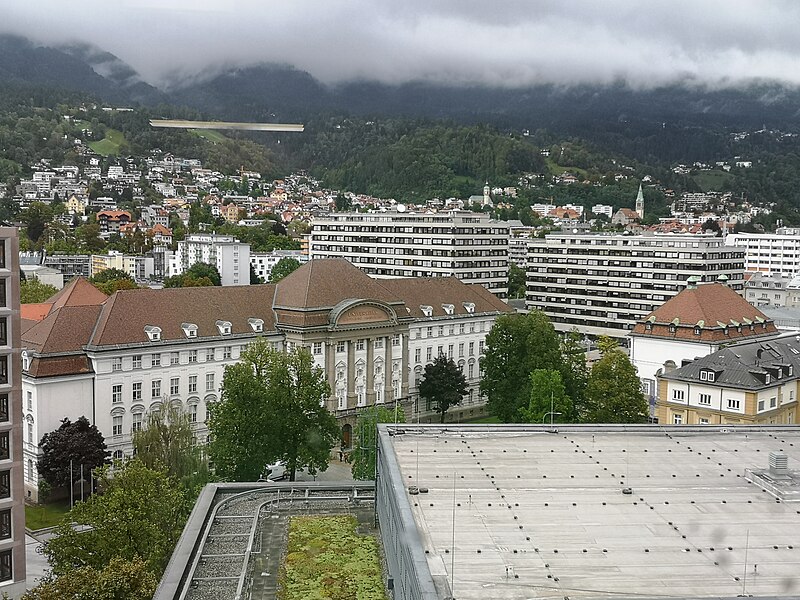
[3,0,799,89]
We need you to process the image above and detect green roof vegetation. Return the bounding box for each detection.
[280,515,387,600]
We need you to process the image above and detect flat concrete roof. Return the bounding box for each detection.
[387,425,800,599]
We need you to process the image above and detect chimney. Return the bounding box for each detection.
[716,274,729,286]
[687,275,700,289]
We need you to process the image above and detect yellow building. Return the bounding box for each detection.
[65,194,86,215]
[657,336,799,425]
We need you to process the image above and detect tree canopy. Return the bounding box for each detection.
[507,263,526,299]
[186,262,221,286]
[132,403,211,500]
[209,340,339,481]
[349,405,405,480]
[582,337,648,423]
[480,311,564,422]
[269,257,302,283]
[20,278,57,304]
[419,354,468,423]
[520,369,572,424]
[42,459,188,577]
[88,268,138,295]
[37,417,109,489]
[22,556,158,600]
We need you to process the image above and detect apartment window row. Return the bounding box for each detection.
[110,347,241,372]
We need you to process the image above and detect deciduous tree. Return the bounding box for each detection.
[419,354,468,423]
[42,460,187,577]
[132,403,211,499]
[186,262,221,286]
[89,268,137,295]
[350,405,405,480]
[22,556,157,600]
[583,337,648,423]
[480,311,563,422]
[209,340,339,481]
[37,417,109,489]
[20,278,57,304]
[269,257,301,283]
[520,369,572,424]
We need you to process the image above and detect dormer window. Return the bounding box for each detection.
[668,324,676,334]
[181,323,198,339]
[420,305,433,318]
[766,373,771,384]
[21,351,29,372]
[216,320,232,336]
[462,302,475,314]
[248,318,264,333]
[645,323,652,331]
[699,370,716,382]
[442,304,455,315]
[694,327,701,336]
[790,366,794,376]
[144,325,162,342]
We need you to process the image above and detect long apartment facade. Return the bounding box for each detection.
[526,232,745,339]
[21,259,511,501]
[309,210,510,297]
[726,230,800,277]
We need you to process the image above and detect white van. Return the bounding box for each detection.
[261,461,287,481]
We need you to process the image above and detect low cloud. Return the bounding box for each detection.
[3,0,799,90]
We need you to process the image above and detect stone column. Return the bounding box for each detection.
[385,334,393,401]
[346,340,356,408]
[401,331,409,399]
[366,338,375,405]
[325,340,336,411]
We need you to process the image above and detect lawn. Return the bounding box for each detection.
[692,169,734,192]
[545,156,587,178]
[281,515,387,600]
[25,501,69,531]
[190,128,227,143]
[89,128,127,156]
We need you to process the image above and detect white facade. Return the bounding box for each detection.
[726,232,800,277]
[310,211,509,297]
[526,233,745,339]
[169,234,251,286]
[250,250,308,283]
[630,337,718,397]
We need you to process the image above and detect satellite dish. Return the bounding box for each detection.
[397,204,407,213]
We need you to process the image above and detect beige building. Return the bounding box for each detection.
[657,333,800,425]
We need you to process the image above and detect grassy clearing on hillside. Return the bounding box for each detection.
[545,156,587,177]
[692,169,734,192]
[280,515,387,600]
[89,128,127,156]
[190,128,227,143]
[25,501,69,530]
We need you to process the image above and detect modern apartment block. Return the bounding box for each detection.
[43,253,91,279]
[250,250,307,283]
[168,234,251,286]
[91,252,155,281]
[310,210,510,297]
[526,232,745,339]
[0,229,26,594]
[726,230,800,276]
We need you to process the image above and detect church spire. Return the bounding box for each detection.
[635,182,645,222]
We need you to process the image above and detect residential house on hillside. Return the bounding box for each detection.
[96,210,131,234]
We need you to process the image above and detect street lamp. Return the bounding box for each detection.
[542,411,561,425]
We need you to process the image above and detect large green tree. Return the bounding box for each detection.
[480,311,563,422]
[132,403,211,499]
[419,354,468,423]
[269,257,302,283]
[89,268,138,295]
[20,278,58,304]
[349,405,405,480]
[582,337,648,423]
[507,263,527,299]
[520,369,573,424]
[42,460,188,577]
[37,417,109,489]
[22,556,157,600]
[186,262,221,286]
[209,340,339,481]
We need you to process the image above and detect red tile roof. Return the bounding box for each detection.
[631,283,778,342]
[46,277,108,312]
[20,303,52,322]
